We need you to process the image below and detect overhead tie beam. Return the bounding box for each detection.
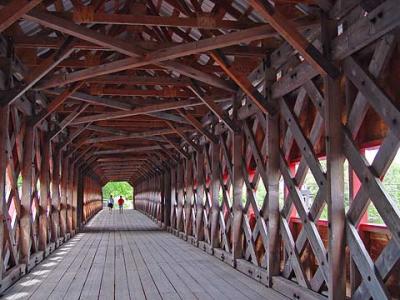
[23,9,237,92]
[0,0,43,33]
[1,38,75,106]
[32,81,84,127]
[26,10,274,90]
[72,10,254,30]
[248,0,340,79]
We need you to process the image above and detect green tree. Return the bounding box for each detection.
[102,181,133,201]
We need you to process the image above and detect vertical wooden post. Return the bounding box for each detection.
[265,55,281,285]
[164,169,171,228]
[20,125,34,264]
[160,174,165,224]
[134,183,137,209]
[51,147,61,244]
[60,155,68,237]
[170,167,176,228]
[210,142,221,249]
[325,75,346,300]
[72,166,79,231]
[0,105,9,279]
[67,162,74,233]
[232,130,244,259]
[322,12,346,300]
[39,136,50,251]
[266,110,281,285]
[77,169,84,229]
[176,163,184,232]
[195,151,205,241]
[184,157,193,236]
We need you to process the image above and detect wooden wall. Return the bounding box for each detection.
[0,37,102,292]
[134,2,400,299]
[82,176,103,224]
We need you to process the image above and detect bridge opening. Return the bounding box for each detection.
[102,181,134,209]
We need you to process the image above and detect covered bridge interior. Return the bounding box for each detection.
[0,0,399,299]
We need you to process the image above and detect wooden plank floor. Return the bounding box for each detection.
[2,210,287,300]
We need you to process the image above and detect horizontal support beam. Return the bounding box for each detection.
[84,127,193,144]
[32,12,273,89]
[87,75,192,87]
[91,87,193,98]
[93,144,174,156]
[0,0,43,33]
[71,96,231,125]
[73,11,254,30]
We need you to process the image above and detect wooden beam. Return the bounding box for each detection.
[14,36,272,57]
[0,105,8,279]
[61,123,92,151]
[232,129,244,259]
[59,155,68,237]
[83,127,192,144]
[93,144,173,155]
[50,147,61,242]
[165,121,201,152]
[178,109,218,144]
[71,99,202,125]
[73,10,254,30]
[39,136,50,251]
[49,103,89,140]
[32,82,84,127]
[44,89,133,110]
[248,0,339,78]
[31,11,273,90]
[322,13,346,299]
[1,39,75,106]
[189,82,237,132]
[210,142,221,249]
[25,9,236,92]
[85,124,129,136]
[210,51,275,114]
[267,110,281,285]
[87,75,192,86]
[91,87,193,98]
[19,125,34,264]
[162,135,190,159]
[0,0,43,33]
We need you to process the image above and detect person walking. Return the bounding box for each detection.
[108,195,114,212]
[118,195,125,214]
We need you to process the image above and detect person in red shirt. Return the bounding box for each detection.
[117,195,124,214]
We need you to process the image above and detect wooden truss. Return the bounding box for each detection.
[0,0,399,299]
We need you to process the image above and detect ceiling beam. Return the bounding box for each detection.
[162,135,190,159]
[210,50,276,115]
[93,144,174,156]
[83,127,192,144]
[24,9,235,92]
[14,36,270,57]
[1,38,75,106]
[248,0,339,78]
[0,0,43,33]
[73,11,254,30]
[91,87,193,98]
[49,103,89,140]
[87,75,192,87]
[165,121,201,152]
[30,11,274,90]
[32,81,84,126]
[70,98,210,125]
[189,81,237,132]
[60,122,92,151]
[44,89,133,110]
[178,109,218,144]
